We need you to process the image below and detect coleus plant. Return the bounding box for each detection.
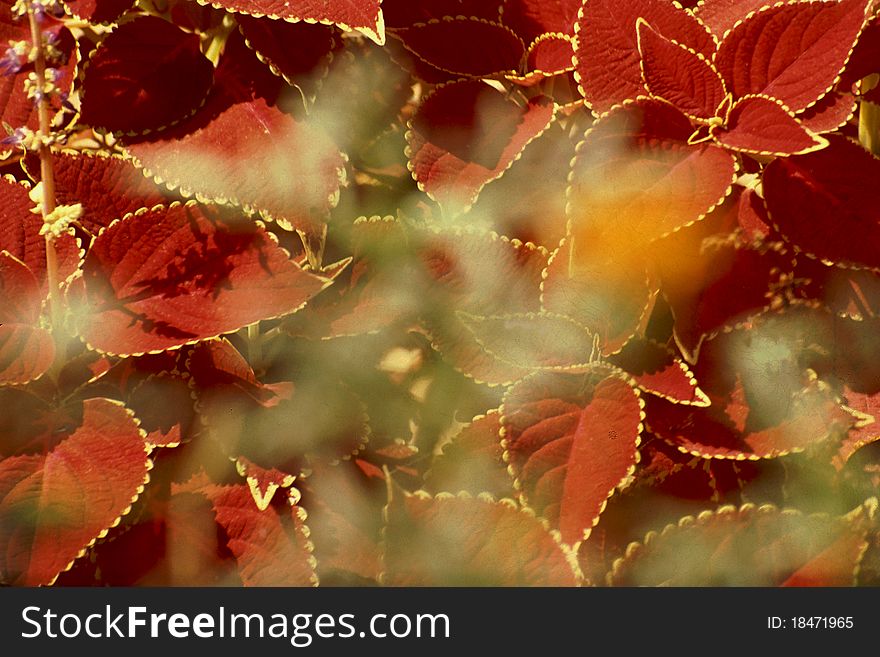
[0,0,879,588]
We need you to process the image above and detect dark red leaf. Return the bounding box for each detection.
[25,151,173,234]
[76,202,338,355]
[501,0,581,41]
[609,502,874,586]
[81,17,214,134]
[637,19,726,120]
[714,0,872,112]
[793,259,880,321]
[383,0,501,28]
[200,483,317,586]
[237,16,337,99]
[426,410,516,499]
[124,34,345,233]
[383,492,580,585]
[574,0,714,113]
[128,373,195,447]
[712,95,826,156]
[0,398,150,586]
[460,121,573,248]
[736,187,772,240]
[63,0,135,22]
[763,135,880,270]
[395,17,524,77]
[408,81,555,213]
[189,338,293,407]
[524,33,575,75]
[501,366,643,545]
[609,338,708,406]
[649,230,791,362]
[840,17,880,87]
[200,0,384,44]
[796,91,856,134]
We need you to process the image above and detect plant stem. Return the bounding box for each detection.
[27,6,61,332]
[859,74,880,156]
[247,322,263,373]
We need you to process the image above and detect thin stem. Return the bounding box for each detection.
[247,322,263,373]
[27,6,61,332]
[859,74,880,156]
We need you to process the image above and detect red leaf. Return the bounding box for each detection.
[76,202,337,355]
[64,0,135,22]
[459,311,595,370]
[301,462,383,584]
[736,187,772,240]
[836,388,880,471]
[124,34,345,233]
[609,338,709,406]
[237,16,337,99]
[0,324,54,386]
[763,135,880,270]
[426,410,516,499]
[692,0,772,37]
[0,178,79,296]
[573,0,714,113]
[649,230,790,362]
[383,0,501,27]
[200,0,384,44]
[793,259,880,321]
[501,367,643,545]
[523,33,575,75]
[234,457,297,511]
[0,250,40,324]
[637,19,726,120]
[81,17,214,134]
[26,151,172,234]
[395,17,524,77]
[714,0,872,112]
[796,91,857,134]
[711,95,826,156]
[0,398,150,586]
[647,314,853,460]
[408,81,555,213]
[501,0,581,41]
[383,492,580,585]
[609,502,874,586]
[567,98,736,257]
[189,338,292,407]
[840,17,880,87]
[541,237,653,357]
[200,484,317,586]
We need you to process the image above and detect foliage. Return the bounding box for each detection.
[0,0,879,587]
